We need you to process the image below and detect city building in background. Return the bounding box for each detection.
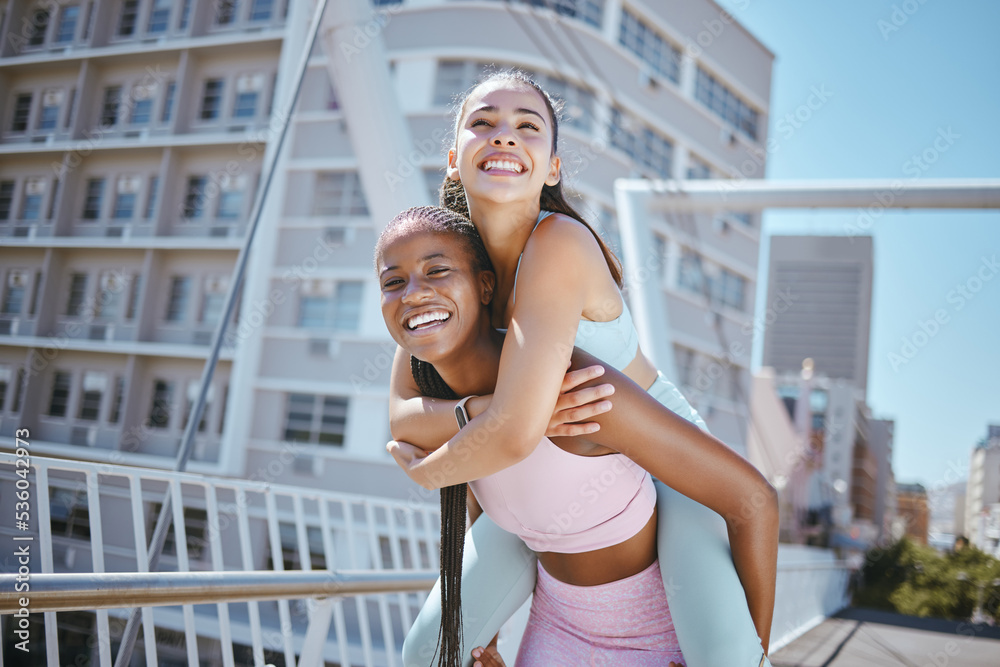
[753,235,897,550]
[762,235,874,395]
[0,0,776,662]
[896,482,930,545]
[966,424,1000,555]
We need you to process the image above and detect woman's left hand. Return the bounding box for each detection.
[471,644,506,667]
[386,440,429,482]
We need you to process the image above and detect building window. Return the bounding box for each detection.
[2,272,27,315]
[215,0,239,26]
[695,66,759,142]
[66,273,89,316]
[183,380,213,432]
[676,347,695,388]
[165,277,192,322]
[200,79,225,121]
[37,90,61,130]
[27,8,51,47]
[284,393,349,446]
[118,0,139,36]
[94,271,127,321]
[101,86,122,127]
[609,108,672,178]
[147,379,174,429]
[216,178,245,219]
[48,371,72,417]
[433,61,475,107]
[183,176,207,219]
[77,371,107,421]
[298,281,364,331]
[687,157,712,180]
[11,94,32,132]
[313,172,368,216]
[711,269,746,311]
[112,177,140,219]
[56,5,80,43]
[144,177,159,219]
[147,0,171,33]
[50,489,90,540]
[130,87,153,125]
[199,276,228,325]
[233,91,258,119]
[161,81,176,123]
[82,178,105,220]
[619,8,681,84]
[107,377,125,423]
[677,248,704,295]
[179,0,192,30]
[250,0,274,22]
[0,181,14,220]
[19,180,44,221]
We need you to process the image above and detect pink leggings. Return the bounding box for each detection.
[515,560,686,666]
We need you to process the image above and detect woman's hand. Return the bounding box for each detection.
[386,440,429,483]
[471,635,505,667]
[546,364,614,437]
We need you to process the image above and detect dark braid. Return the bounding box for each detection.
[410,355,467,667]
[441,68,624,287]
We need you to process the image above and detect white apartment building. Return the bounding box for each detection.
[0,0,774,662]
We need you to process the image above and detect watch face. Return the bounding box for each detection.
[455,405,469,429]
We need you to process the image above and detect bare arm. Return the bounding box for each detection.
[563,348,778,651]
[391,217,604,487]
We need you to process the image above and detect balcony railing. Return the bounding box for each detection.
[0,453,442,666]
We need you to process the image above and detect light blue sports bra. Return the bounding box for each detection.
[511,210,640,371]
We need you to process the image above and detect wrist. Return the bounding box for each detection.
[465,394,489,421]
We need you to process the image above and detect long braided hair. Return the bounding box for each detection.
[374,206,494,667]
[441,68,624,288]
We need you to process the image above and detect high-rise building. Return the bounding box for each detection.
[762,235,874,395]
[0,0,774,660]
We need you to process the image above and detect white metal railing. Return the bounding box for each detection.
[0,453,441,667]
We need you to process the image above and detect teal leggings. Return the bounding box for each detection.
[402,374,771,667]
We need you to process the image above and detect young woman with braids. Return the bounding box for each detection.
[376,206,776,666]
[385,71,777,667]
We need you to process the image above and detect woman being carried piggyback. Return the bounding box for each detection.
[384,70,777,667]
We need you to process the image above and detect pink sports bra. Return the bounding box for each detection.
[468,439,656,554]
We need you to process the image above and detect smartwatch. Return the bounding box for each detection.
[455,395,476,429]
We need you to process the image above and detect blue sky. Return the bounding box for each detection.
[714,0,1000,489]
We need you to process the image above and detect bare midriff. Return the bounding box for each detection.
[536,509,658,586]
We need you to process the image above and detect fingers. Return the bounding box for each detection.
[556,383,614,411]
[560,364,605,392]
[471,645,507,667]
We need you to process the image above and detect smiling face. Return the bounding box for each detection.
[447,81,561,208]
[377,228,495,364]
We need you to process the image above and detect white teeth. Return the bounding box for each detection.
[407,311,450,330]
[483,160,523,173]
